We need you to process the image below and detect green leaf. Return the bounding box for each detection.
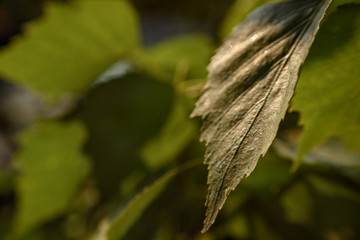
[0,0,140,101]
[220,0,278,39]
[13,121,89,237]
[292,4,360,164]
[141,94,197,170]
[192,0,332,232]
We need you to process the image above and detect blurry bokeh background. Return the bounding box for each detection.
[0,0,360,240]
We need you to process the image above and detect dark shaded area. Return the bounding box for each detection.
[78,73,174,199]
[131,0,234,41]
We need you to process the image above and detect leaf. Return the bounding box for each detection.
[13,121,89,237]
[141,94,197,170]
[292,4,360,164]
[0,0,139,101]
[192,0,332,232]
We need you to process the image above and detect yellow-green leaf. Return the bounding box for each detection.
[0,0,140,101]
[13,121,89,237]
[293,4,360,164]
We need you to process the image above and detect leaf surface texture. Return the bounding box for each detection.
[192,0,332,232]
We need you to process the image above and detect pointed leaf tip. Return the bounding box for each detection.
[194,0,332,232]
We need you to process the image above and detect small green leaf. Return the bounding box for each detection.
[293,4,360,163]
[13,121,89,237]
[0,0,140,101]
[141,94,197,170]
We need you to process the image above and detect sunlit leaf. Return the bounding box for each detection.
[292,4,360,164]
[0,0,139,101]
[13,121,89,237]
[192,0,332,232]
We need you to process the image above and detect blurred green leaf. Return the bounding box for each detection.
[220,0,278,39]
[148,34,214,80]
[141,94,197,170]
[13,120,89,237]
[293,5,360,164]
[0,0,140,101]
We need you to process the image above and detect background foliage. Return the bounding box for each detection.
[0,0,359,239]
